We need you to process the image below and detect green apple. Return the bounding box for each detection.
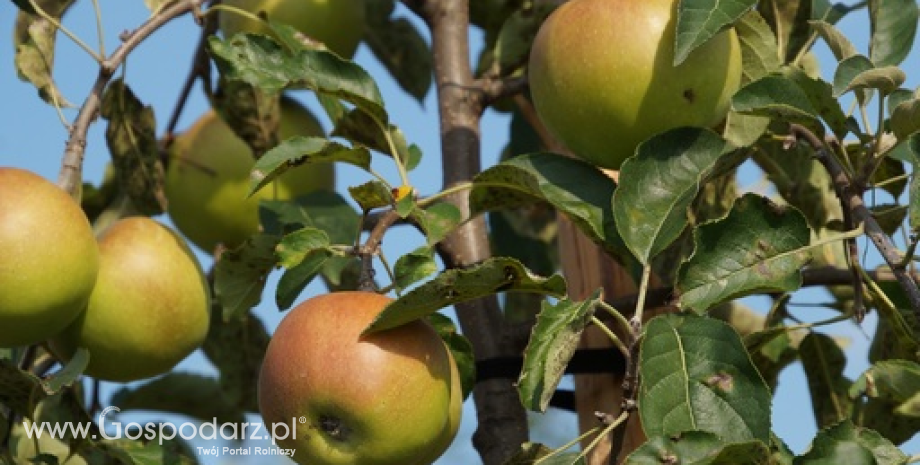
[49,217,210,382]
[528,0,742,169]
[0,168,99,347]
[220,0,365,58]
[164,99,335,254]
[258,291,461,465]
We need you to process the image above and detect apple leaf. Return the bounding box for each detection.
[427,313,476,399]
[799,333,854,428]
[851,360,920,408]
[364,5,432,102]
[276,250,332,310]
[412,202,463,246]
[781,66,851,140]
[365,257,567,333]
[492,5,555,74]
[202,307,270,412]
[208,32,387,123]
[470,152,631,264]
[214,234,280,322]
[809,20,858,62]
[677,194,812,313]
[248,137,369,196]
[757,0,812,62]
[793,420,908,465]
[736,10,782,84]
[890,97,920,141]
[673,0,756,66]
[868,0,919,67]
[613,127,730,265]
[260,191,361,244]
[639,313,772,443]
[349,180,395,211]
[833,54,906,99]
[0,358,45,417]
[331,108,416,169]
[505,442,586,465]
[626,431,770,464]
[110,373,246,425]
[276,227,331,268]
[731,74,823,128]
[13,0,75,106]
[518,292,599,413]
[100,79,167,216]
[394,246,437,291]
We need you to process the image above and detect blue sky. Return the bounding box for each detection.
[0,1,917,464]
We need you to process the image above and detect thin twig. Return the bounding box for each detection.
[789,123,920,319]
[57,0,210,197]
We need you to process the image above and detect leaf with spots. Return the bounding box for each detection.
[677,194,812,313]
[639,313,772,443]
[625,431,770,464]
[612,127,730,265]
[518,291,600,412]
[793,420,908,464]
[364,257,566,333]
[248,137,370,197]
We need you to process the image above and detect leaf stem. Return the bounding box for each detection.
[90,0,105,58]
[533,426,601,464]
[630,264,653,333]
[590,316,628,358]
[577,411,629,463]
[597,301,632,344]
[376,118,412,188]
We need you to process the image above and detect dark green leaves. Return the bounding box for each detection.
[613,128,730,264]
[674,0,757,66]
[677,194,812,312]
[471,153,628,261]
[364,0,432,102]
[209,32,386,122]
[639,314,772,443]
[518,292,600,412]
[626,431,771,464]
[794,420,908,464]
[832,55,905,98]
[868,0,919,67]
[365,257,566,333]
[732,74,821,127]
[249,137,369,196]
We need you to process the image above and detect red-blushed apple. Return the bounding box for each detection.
[164,98,334,254]
[0,167,99,347]
[220,0,365,58]
[529,0,742,169]
[49,217,210,382]
[258,291,461,465]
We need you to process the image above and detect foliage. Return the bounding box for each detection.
[3,0,920,464]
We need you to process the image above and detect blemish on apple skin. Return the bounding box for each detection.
[682,88,695,103]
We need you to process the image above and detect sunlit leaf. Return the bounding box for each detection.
[868,0,919,67]
[674,0,756,66]
[639,314,772,443]
[249,137,369,196]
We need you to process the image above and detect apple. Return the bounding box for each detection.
[220,0,365,58]
[49,217,210,382]
[164,98,335,254]
[0,168,99,348]
[528,0,742,169]
[258,291,461,465]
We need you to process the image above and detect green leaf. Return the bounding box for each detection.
[100,79,166,216]
[731,74,822,127]
[674,0,756,66]
[365,257,567,333]
[868,0,919,67]
[518,292,600,412]
[793,420,908,465]
[809,20,857,62]
[757,0,811,62]
[427,313,476,399]
[213,79,282,159]
[833,55,905,98]
[412,202,463,246]
[394,246,438,290]
[800,333,854,428]
[639,314,772,443]
[202,307,270,411]
[493,6,555,74]
[110,373,246,425]
[890,97,920,140]
[214,234,280,321]
[627,432,771,465]
[349,180,394,211]
[0,359,44,417]
[677,194,812,312]
[504,442,586,465]
[853,360,920,405]
[470,153,631,262]
[780,66,850,139]
[208,33,387,123]
[330,108,415,169]
[249,137,369,196]
[13,0,75,105]
[276,227,331,268]
[260,191,361,244]
[613,127,730,264]
[364,14,432,102]
[736,10,782,84]
[276,251,331,310]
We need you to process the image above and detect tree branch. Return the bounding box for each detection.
[57,0,210,197]
[788,124,920,319]
[407,1,530,463]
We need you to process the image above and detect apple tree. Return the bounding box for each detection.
[1,0,920,464]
